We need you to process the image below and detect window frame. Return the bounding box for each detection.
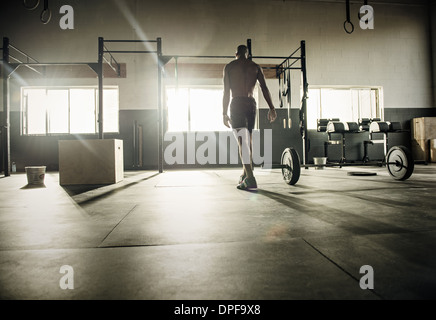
[306,85,384,130]
[20,86,120,136]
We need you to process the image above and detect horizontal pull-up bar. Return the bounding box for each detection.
[282,67,302,70]
[264,66,302,71]
[103,39,159,43]
[173,55,235,59]
[104,50,158,54]
[170,55,299,60]
[10,62,96,67]
[253,56,300,60]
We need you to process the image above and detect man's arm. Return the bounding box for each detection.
[222,64,231,128]
[257,65,277,123]
[257,65,274,110]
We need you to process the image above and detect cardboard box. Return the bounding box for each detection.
[59,139,124,185]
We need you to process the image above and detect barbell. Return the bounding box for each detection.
[280,145,414,185]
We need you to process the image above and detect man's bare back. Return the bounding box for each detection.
[225,59,260,98]
[222,45,277,128]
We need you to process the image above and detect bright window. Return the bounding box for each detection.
[167,88,190,132]
[69,89,96,134]
[166,86,258,132]
[307,87,383,129]
[25,89,47,135]
[47,90,69,134]
[21,87,119,135]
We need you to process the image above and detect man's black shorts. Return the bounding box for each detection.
[230,97,257,133]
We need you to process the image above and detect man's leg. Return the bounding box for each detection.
[238,139,253,179]
[244,133,254,177]
[234,128,257,189]
[234,128,251,174]
[250,131,253,174]
[238,136,247,184]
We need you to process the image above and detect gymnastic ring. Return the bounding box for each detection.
[344,20,354,34]
[23,0,40,10]
[40,8,51,24]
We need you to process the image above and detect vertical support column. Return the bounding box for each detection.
[2,37,11,176]
[157,37,164,173]
[133,120,137,167]
[98,37,104,139]
[247,39,252,60]
[384,133,388,158]
[341,133,346,162]
[430,2,436,107]
[300,40,309,166]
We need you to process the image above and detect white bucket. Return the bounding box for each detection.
[25,166,46,185]
[313,157,327,170]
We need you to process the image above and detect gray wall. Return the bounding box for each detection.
[1,0,435,170]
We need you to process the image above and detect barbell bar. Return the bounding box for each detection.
[278,145,414,185]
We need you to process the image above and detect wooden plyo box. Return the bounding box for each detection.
[412,117,436,140]
[431,139,436,163]
[411,117,436,163]
[59,139,124,185]
[411,139,429,162]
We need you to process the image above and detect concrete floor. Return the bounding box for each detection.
[0,164,436,300]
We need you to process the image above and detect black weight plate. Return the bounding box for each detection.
[347,172,377,177]
[386,146,414,181]
[281,148,301,185]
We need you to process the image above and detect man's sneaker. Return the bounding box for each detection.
[239,174,246,184]
[237,176,257,190]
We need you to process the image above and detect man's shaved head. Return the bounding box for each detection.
[236,45,248,57]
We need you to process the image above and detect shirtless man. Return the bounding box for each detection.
[223,45,277,190]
